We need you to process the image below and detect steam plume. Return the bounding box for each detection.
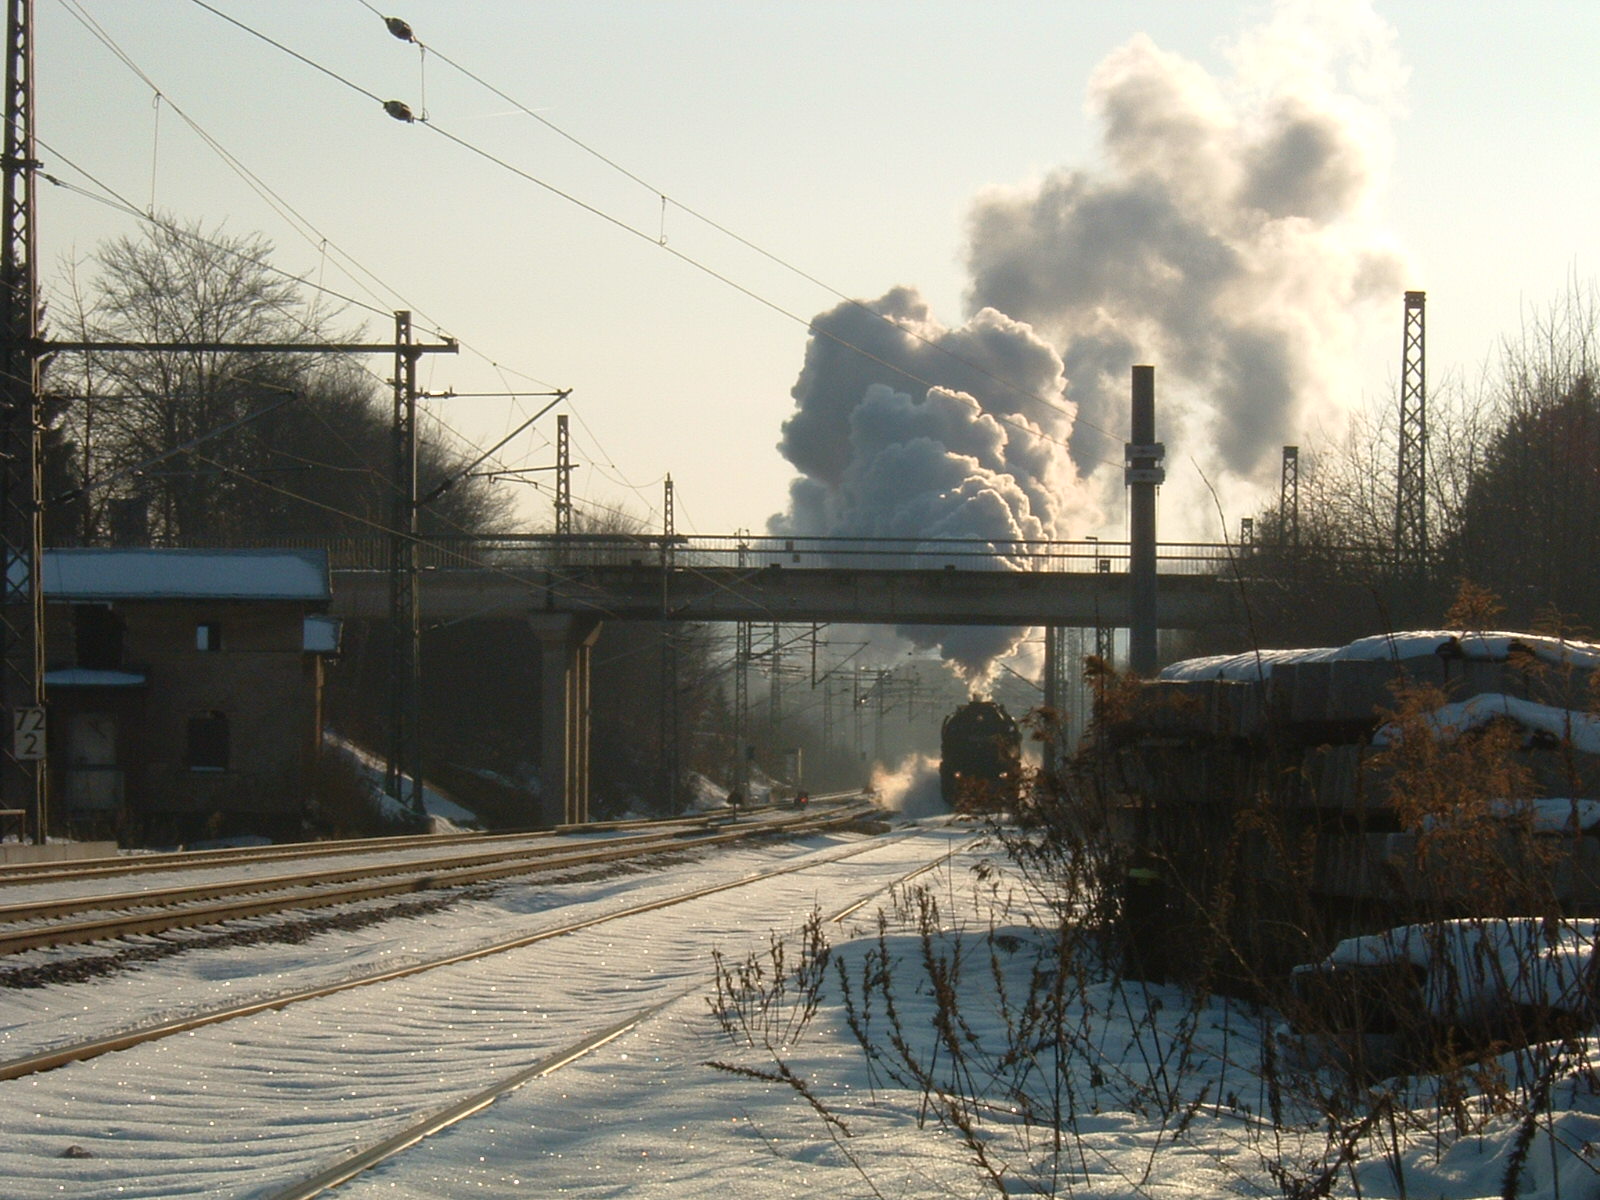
[771,1,1408,682]
[770,288,1100,680]
[967,2,1407,495]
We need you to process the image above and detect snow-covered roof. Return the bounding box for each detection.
[42,549,330,603]
[1160,630,1600,682]
[43,668,148,688]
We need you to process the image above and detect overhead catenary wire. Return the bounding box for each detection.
[46,4,641,521]
[354,2,1118,452]
[53,0,572,399]
[67,0,1127,557]
[411,117,1099,465]
[181,0,1124,471]
[39,150,567,517]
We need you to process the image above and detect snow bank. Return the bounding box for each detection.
[1299,918,1600,1025]
[325,733,478,827]
[1412,797,1600,835]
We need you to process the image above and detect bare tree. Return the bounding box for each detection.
[1437,283,1600,630]
[53,216,511,546]
[1240,281,1600,641]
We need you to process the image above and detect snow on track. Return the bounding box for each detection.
[0,824,967,1199]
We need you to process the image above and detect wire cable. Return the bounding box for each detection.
[357,3,1112,449]
[55,0,568,399]
[51,0,599,522]
[40,153,563,522]
[183,0,1121,469]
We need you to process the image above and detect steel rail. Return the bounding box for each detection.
[0,796,853,886]
[0,828,698,923]
[0,828,515,886]
[260,831,947,1200]
[0,809,910,1083]
[0,802,878,955]
[0,819,713,896]
[265,987,702,1200]
[827,828,979,924]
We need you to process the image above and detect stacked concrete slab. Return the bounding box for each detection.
[1112,632,1600,973]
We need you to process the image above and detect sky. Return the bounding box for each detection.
[34,1,1600,542]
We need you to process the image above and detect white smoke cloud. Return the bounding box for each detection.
[966,1,1408,512]
[771,1,1408,681]
[770,288,1101,682]
[871,752,947,820]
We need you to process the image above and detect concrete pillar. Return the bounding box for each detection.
[528,614,602,827]
[1126,366,1164,677]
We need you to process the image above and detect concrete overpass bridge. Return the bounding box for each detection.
[319,533,1248,824]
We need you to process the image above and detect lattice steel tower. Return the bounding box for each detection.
[1395,291,1428,573]
[0,0,44,840]
[658,476,679,805]
[554,414,571,539]
[1279,446,1299,551]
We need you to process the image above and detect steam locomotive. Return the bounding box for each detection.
[939,699,1023,811]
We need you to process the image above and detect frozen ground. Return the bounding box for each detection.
[3,818,1599,1198]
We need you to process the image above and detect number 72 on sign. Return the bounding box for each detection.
[12,707,45,760]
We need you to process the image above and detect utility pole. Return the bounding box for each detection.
[384,312,426,817]
[1042,624,1065,779]
[1279,446,1299,552]
[734,619,750,800]
[852,666,864,767]
[0,0,43,841]
[768,622,783,732]
[658,475,678,808]
[554,413,572,539]
[732,533,750,801]
[820,672,834,753]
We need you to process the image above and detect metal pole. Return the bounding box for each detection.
[768,622,782,732]
[554,414,572,539]
[1042,624,1061,778]
[659,476,678,808]
[1126,366,1163,677]
[0,0,44,842]
[734,619,750,801]
[386,312,422,817]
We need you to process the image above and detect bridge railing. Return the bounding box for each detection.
[184,533,1258,575]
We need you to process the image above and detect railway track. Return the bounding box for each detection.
[0,794,852,888]
[0,818,945,1083]
[263,832,973,1200]
[0,820,974,1200]
[0,798,878,956]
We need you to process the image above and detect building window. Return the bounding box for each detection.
[186,712,229,771]
[75,604,125,669]
[196,622,222,652]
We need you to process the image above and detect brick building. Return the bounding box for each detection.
[41,548,339,845]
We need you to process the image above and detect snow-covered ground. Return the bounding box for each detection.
[4,819,1599,1199]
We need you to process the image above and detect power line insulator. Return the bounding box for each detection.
[383,99,415,123]
[385,17,416,42]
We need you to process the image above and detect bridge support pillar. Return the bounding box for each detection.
[529,614,602,827]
